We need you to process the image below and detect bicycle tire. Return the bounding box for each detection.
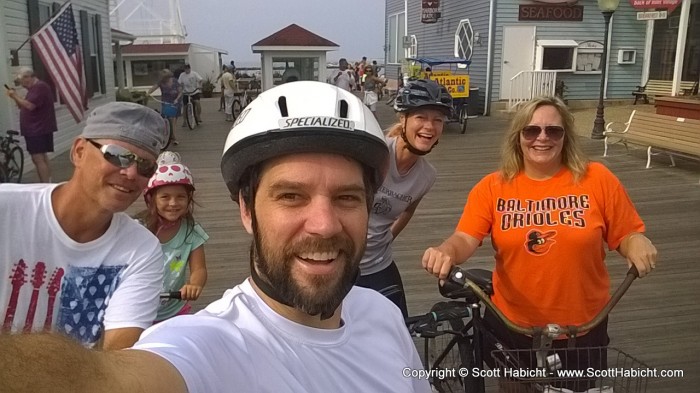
[459,106,468,135]
[6,146,24,183]
[185,102,196,130]
[161,119,173,151]
[427,302,472,393]
[0,164,7,183]
[232,99,243,119]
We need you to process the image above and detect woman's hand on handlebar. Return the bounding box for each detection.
[621,233,658,278]
[180,284,203,301]
[423,232,481,280]
[422,247,455,280]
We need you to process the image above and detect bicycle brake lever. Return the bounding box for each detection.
[437,267,468,298]
[447,266,467,286]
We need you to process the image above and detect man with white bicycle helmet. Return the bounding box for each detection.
[136,80,428,392]
[0,82,431,393]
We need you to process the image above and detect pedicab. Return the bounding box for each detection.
[406,57,471,134]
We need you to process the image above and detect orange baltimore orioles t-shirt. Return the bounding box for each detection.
[456,162,644,328]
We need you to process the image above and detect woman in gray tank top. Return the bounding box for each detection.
[356,79,453,317]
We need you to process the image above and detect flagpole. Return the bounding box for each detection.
[12,0,73,54]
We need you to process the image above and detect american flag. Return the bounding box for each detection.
[31,3,86,123]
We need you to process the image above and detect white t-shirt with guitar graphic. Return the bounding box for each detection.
[0,184,163,347]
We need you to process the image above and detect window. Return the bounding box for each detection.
[387,12,405,64]
[407,35,418,59]
[575,41,603,73]
[131,59,184,87]
[80,10,105,98]
[535,40,577,72]
[454,19,474,61]
[87,14,104,95]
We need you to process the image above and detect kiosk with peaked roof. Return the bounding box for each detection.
[252,24,339,91]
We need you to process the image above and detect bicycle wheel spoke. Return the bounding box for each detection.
[232,100,242,119]
[186,102,196,130]
[8,147,24,183]
[423,302,473,393]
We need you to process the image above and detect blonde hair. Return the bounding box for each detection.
[385,113,407,138]
[499,96,588,182]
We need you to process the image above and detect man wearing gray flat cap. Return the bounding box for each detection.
[0,101,168,350]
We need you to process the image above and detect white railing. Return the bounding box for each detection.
[508,71,557,111]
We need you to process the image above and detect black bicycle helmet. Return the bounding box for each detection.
[394,78,453,117]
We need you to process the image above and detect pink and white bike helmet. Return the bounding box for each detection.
[144,151,195,201]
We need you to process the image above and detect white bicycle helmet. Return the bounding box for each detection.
[221,81,389,198]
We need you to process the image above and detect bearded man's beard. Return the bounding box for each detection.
[251,217,363,317]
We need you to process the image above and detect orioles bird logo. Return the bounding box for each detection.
[525,229,557,255]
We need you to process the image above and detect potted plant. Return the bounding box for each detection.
[201,76,215,98]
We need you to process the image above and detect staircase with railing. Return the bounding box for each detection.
[508,71,557,111]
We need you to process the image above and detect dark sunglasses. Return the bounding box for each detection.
[86,139,157,178]
[521,125,565,141]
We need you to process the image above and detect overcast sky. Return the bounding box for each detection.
[179,0,385,66]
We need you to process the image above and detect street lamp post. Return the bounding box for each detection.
[591,0,620,140]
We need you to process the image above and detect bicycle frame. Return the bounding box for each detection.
[182,91,199,130]
[0,131,24,183]
[407,265,646,393]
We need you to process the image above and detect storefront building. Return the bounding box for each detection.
[384,0,699,115]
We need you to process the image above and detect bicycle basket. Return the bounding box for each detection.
[491,346,650,393]
[161,103,179,118]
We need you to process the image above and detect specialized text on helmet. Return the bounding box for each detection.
[280,117,355,130]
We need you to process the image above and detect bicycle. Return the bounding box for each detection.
[0,130,25,183]
[232,88,253,120]
[182,91,200,130]
[406,266,650,393]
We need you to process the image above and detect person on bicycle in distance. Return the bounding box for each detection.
[0,102,168,350]
[177,64,203,125]
[0,82,431,393]
[148,69,182,145]
[422,96,657,385]
[356,79,452,318]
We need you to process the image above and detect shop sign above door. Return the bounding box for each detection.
[519,4,584,21]
[629,0,681,13]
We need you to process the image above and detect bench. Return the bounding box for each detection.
[603,110,700,181]
[632,79,697,105]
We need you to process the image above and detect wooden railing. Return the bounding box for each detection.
[508,71,557,111]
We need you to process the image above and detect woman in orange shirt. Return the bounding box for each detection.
[422,96,657,390]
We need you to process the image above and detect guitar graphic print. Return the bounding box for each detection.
[44,267,65,331]
[2,259,28,332]
[23,261,46,333]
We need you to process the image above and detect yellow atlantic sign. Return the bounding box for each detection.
[427,74,470,98]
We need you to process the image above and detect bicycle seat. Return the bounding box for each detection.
[439,268,493,300]
[6,130,19,136]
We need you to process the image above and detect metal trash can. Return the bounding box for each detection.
[467,87,480,118]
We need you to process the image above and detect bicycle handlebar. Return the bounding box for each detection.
[447,265,639,338]
[160,291,182,300]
